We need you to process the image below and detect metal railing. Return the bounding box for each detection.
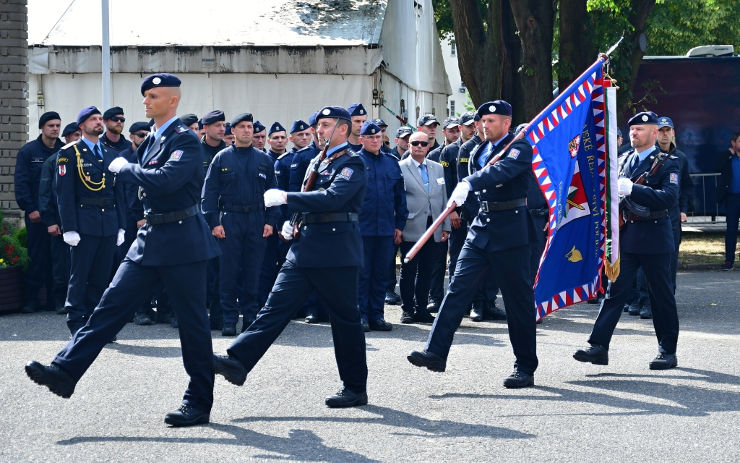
[687,172,721,223]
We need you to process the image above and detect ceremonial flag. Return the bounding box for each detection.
[522,58,616,320]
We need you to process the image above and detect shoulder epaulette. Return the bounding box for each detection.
[61,140,77,150]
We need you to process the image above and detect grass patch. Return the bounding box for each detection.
[679,232,728,266]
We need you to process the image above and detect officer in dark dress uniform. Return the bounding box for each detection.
[213,106,369,408]
[574,111,680,371]
[408,100,538,389]
[14,111,64,312]
[26,73,221,427]
[55,106,126,335]
[100,107,132,154]
[346,103,367,153]
[252,121,267,152]
[202,112,279,336]
[288,114,320,193]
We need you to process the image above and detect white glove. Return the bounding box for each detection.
[280,220,294,241]
[116,228,125,246]
[63,231,81,247]
[447,181,471,208]
[108,157,128,173]
[264,189,287,207]
[618,177,634,196]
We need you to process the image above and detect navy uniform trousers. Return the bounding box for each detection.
[359,235,395,321]
[426,241,538,374]
[66,234,116,328]
[228,261,367,392]
[588,250,679,354]
[54,258,214,411]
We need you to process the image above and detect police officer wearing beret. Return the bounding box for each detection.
[288,114,320,194]
[55,106,126,334]
[252,121,267,152]
[180,113,199,133]
[358,121,408,331]
[100,106,132,154]
[408,100,538,388]
[213,106,369,408]
[266,122,289,162]
[26,73,221,427]
[202,112,280,336]
[574,111,681,371]
[347,103,368,153]
[15,111,64,312]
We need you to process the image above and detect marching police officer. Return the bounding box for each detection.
[573,111,680,370]
[26,73,221,427]
[202,112,280,336]
[15,111,64,312]
[408,100,538,389]
[213,106,369,408]
[56,106,126,335]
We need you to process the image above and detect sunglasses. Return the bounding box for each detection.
[410,141,429,147]
[110,116,125,123]
[133,132,149,138]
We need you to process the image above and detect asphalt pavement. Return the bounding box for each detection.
[1,270,738,462]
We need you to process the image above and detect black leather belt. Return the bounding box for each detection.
[625,209,669,222]
[80,198,115,208]
[480,198,526,212]
[220,203,260,214]
[145,205,200,225]
[302,212,359,224]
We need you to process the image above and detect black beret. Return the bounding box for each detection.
[627,111,659,126]
[347,103,366,117]
[417,114,439,127]
[316,106,351,122]
[61,122,79,137]
[128,121,151,133]
[253,120,266,134]
[269,122,286,136]
[202,110,225,125]
[476,100,512,118]
[290,120,309,133]
[38,111,61,129]
[179,113,198,126]
[103,106,124,120]
[140,73,181,96]
[360,121,381,135]
[77,106,101,125]
[231,113,254,126]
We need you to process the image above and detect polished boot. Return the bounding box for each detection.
[25,361,76,398]
[325,387,368,408]
[407,350,446,372]
[212,354,248,386]
[503,370,534,388]
[164,404,210,427]
[573,344,609,365]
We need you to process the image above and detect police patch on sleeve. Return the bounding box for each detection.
[170,150,183,161]
[337,167,354,181]
[669,172,678,184]
[509,148,520,160]
[58,164,66,176]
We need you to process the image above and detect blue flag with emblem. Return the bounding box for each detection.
[520,58,611,320]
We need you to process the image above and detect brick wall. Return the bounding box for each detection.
[0,0,28,223]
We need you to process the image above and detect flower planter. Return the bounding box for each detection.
[0,266,23,313]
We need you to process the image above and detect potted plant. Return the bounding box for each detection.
[0,210,29,313]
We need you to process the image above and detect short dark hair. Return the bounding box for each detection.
[732,132,740,142]
[336,118,351,137]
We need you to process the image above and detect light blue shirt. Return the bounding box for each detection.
[144,115,180,157]
[81,137,103,158]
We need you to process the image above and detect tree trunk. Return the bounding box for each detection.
[500,0,524,121]
[558,0,597,90]
[622,0,657,115]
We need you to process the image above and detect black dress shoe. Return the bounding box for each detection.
[384,291,401,305]
[304,314,320,324]
[164,404,210,427]
[484,305,507,321]
[407,350,446,372]
[470,307,484,322]
[212,354,247,385]
[369,318,392,331]
[426,300,440,313]
[325,387,368,408]
[628,304,641,316]
[414,310,435,323]
[503,370,534,388]
[222,324,237,336]
[360,317,370,332]
[25,361,76,398]
[400,311,415,324]
[649,353,677,370]
[640,306,653,319]
[573,344,609,365]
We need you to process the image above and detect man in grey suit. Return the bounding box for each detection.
[398,131,450,324]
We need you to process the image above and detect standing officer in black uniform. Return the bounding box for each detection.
[573,111,680,370]
[408,100,538,389]
[213,106,369,408]
[100,107,132,154]
[15,111,64,312]
[346,103,368,153]
[26,73,221,427]
[56,106,126,335]
[252,121,267,152]
[202,112,279,336]
[288,113,320,193]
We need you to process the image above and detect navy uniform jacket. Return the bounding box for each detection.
[56,140,125,237]
[200,138,226,178]
[15,135,64,214]
[463,136,534,252]
[619,148,680,254]
[274,151,295,223]
[288,144,320,193]
[427,144,443,162]
[118,120,220,266]
[119,146,144,226]
[201,144,280,228]
[285,146,367,268]
[439,139,462,197]
[348,142,363,154]
[665,144,693,216]
[358,148,408,236]
[100,133,132,154]
[38,153,61,227]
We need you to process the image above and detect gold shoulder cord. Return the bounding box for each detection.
[73,144,106,191]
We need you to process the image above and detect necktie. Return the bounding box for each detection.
[93,144,102,159]
[479,143,494,168]
[419,163,429,192]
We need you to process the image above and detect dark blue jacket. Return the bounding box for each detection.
[118,120,220,266]
[439,139,462,197]
[15,135,64,213]
[288,144,320,192]
[358,149,408,236]
[201,144,280,228]
[200,138,226,179]
[274,151,295,223]
[100,132,132,154]
[285,146,367,268]
[38,152,60,227]
[119,146,144,226]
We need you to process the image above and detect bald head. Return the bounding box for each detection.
[409,131,430,161]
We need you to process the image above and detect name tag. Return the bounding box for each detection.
[436,178,445,185]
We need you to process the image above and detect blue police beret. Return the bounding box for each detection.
[38,111,61,129]
[442,117,460,129]
[140,73,181,96]
[657,116,674,129]
[128,121,151,133]
[316,106,351,122]
[373,118,388,128]
[269,122,286,136]
[202,110,225,125]
[103,106,124,120]
[179,113,198,126]
[627,111,659,126]
[308,112,319,127]
[77,106,101,125]
[290,120,309,133]
[62,122,79,137]
[224,122,232,135]
[253,120,266,134]
[231,113,254,126]
[459,111,477,126]
[417,114,439,127]
[360,121,381,135]
[476,100,512,118]
[396,126,413,138]
[347,103,367,117]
